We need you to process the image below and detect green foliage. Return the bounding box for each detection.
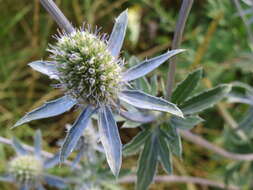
[136,134,158,190]
[180,84,231,114]
[172,68,203,104]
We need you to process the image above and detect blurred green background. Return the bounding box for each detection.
[1,0,253,189]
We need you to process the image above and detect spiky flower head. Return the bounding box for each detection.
[8,155,43,185]
[49,30,123,105]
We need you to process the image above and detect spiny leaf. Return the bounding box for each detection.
[170,115,204,130]
[108,9,128,57]
[180,84,231,115]
[136,135,158,190]
[98,106,122,176]
[120,90,184,118]
[123,49,185,81]
[172,68,202,104]
[157,134,173,174]
[14,96,77,128]
[123,129,151,155]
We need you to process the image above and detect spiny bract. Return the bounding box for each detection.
[9,155,43,185]
[49,30,123,105]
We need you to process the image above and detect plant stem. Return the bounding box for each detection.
[180,130,253,161]
[166,0,194,99]
[40,0,75,33]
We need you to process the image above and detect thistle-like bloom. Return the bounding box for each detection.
[0,131,66,190]
[14,10,184,176]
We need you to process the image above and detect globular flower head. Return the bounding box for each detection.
[0,131,66,189]
[49,30,123,105]
[9,155,43,185]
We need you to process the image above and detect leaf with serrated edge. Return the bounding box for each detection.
[14,96,77,128]
[98,106,122,176]
[123,129,151,155]
[172,68,202,104]
[136,135,158,190]
[108,10,128,57]
[180,84,231,115]
[120,90,183,118]
[170,115,204,130]
[123,49,185,81]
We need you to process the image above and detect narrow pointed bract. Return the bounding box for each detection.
[34,130,42,158]
[72,146,85,168]
[98,106,122,176]
[60,106,96,162]
[44,175,66,189]
[12,137,28,155]
[44,152,60,169]
[108,9,128,57]
[14,96,77,128]
[28,61,59,80]
[122,49,185,81]
[120,90,184,118]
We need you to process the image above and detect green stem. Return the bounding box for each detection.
[166,0,194,99]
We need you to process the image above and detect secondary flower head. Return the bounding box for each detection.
[0,131,66,190]
[14,10,185,176]
[9,155,43,185]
